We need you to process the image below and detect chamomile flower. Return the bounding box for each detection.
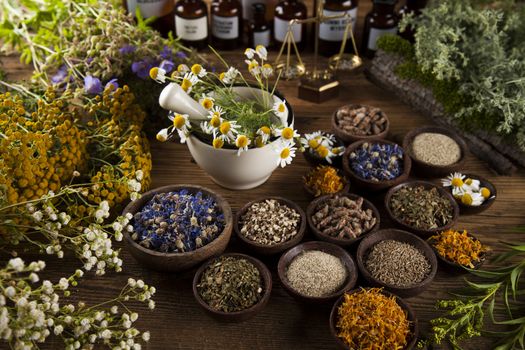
[217,120,240,142]
[276,142,297,168]
[212,138,224,149]
[235,135,251,156]
[156,128,170,142]
[316,144,330,159]
[149,67,166,83]
[244,48,256,59]
[219,67,239,84]
[255,45,268,60]
[177,64,189,74]
[200,121,214,134]
[461,192,484,206]
[273,101,287,118]
[169,113,191,143]
[191,64,207,78]
[275,126,299,141]
[199,95,214,110]
[261,63,273,78]
[257,126,272,144]
[441,172,466,188]
[180,73,199,93]
[452,186,465,199]
[464,177,481,191]
[480,187,492,199]
[246,60,260,76]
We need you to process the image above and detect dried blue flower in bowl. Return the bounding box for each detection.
[122,185,233,272]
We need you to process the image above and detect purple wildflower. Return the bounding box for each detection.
[159,60,175,73]
[131,59,154,80]
[120,45,136,55]
[105,78,119,90]
[86,57,94,64]
[175,51,188,59]
[160,46,172,60]
[50,66,68,85]
[84,75,103,95]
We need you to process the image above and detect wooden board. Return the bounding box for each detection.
[2,2,525,349]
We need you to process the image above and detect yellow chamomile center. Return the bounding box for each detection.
[191,64,202,75]
[260,126,271,135]
[281,127,294,140]
[480,187,491,199]
[212,138,224,149]
[277,103,286,113]
[156,133,166,142]
[255,136,265,148]
[210,115,221,128]
[219,121,231,134]
[461,193,473,206]
[308,139,319,149]
[465,178,473,185]
[177,64,187,73]
[149,67,159,80]
[181,79,192,92]
[173,115,186,129]
[201,98,213,110]
[451,177,464,187]
[236,135,249,148]
[248,61,259,71]
[280,148,290,159]
[219,72,226,81]
[317,145,329,158]
[333,147,342,155]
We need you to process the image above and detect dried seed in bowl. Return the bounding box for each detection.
[335,105,387,136]
[239,199,300,245]
[411,132,461,166]
[312,196,376,239]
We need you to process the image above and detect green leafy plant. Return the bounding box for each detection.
[419,240,525,350]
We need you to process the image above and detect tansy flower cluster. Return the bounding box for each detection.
[0,258,155,350]
[151,46,301,167]
[442,172,492,206]
[300,131,345,164]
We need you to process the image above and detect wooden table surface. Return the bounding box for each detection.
[2,2,525,349]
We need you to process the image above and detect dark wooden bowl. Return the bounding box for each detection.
[329,288,418,350]
[356,229,438,298]
[277,241,358,303]
[385,181,460,237]
[302,167,350,199]
[302,132,345,168]
[122,184,233,272]
[403,126,468,178]
[331,104,390,145]
[192,253,272,322]
[306,193,380,247]
[234,197,306,255]
[446,173,497,215]
[342,139,412,192]
[427,231,488,274]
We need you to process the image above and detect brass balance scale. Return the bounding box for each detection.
[273,1,363,103]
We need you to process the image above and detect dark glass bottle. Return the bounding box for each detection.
[249,3,272,48]
[211,0,242,50]
[174,0,209,50]
[318,0,358,57]
[274,0,307,51]
[123,0,175,37]
[361,0,398,58]
[398,0,427,42]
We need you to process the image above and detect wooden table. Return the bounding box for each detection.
[2,4,525,350]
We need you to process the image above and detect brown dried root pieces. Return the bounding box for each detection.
[335,105,387,136]
[311,196,376,239]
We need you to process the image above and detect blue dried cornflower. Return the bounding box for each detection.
[131,190,225,253]
[131,59,155,80]
[105,78,119,90]
[84,75,103,95]
[175,51,188,59]
[160,46,173,60]
[50,65,68,85]
[159,59,175,73]
[349,142,404,182]
[120,44,136,55]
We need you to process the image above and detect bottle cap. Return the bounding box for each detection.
[252,3,266,13]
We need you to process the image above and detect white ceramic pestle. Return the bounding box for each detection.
[158,83,208,121]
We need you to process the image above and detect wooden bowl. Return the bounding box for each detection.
[446,173,497,215]
[427,231,489,274]
[332,104,390,145]
[234,197,306,255]
[277,241,358,303]
[192,253,272,322]
[356,229,438,298]
[306,193,380,247]
[403,126,468,177]
[302,132,345,168]
[385,181,460,237]
[122,184,233,272]
[329,288,418,350]
[342,139,412,192]
[302,167,350,199]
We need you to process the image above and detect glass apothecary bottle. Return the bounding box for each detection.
[211,0,242,50]
[398,0,427,42]
[175,0,209,50]
[361,0,398,58]
[318,0,358,57]
[274,0,307,51]
[124,0,175,37]
[249,3,272,48]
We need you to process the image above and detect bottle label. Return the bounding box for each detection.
[175,15,208,41]
[212,15,239,39]
[274,17,302,43]
[242,0,262,21]
[319,8,357,41]
[126,0,173,18]
[367,27,397,51]
[253,29,271,47]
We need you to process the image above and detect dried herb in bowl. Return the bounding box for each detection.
[336,288,410,349]
[389,185,454,230]
[131,190,225,252]
[196,256,263,313]
[349,142,404,182]
[303,166,347,197]
[429,229,489,268]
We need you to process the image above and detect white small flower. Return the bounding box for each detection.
[130,192,140,201]
[112,222,123,232]
[191,64,207,78]
[128,278,136,287]
[5,286,16,298]
[156,127,171,142]
[261,63,273,78]
[168,113,191,143]
[180,72,199,93]
[272,100,288,119]
[100,329,112,339]
[142,331,150,342]
[244,48,256,59]
[130,313,138,322]
[8,258,25,272]
[58,278,69,290]
[148,300,155,310]
[54,325,64,335]
[441,172,466,188]
[276,142,297,168]
[32,211,43,222]
[255,45,268,60]
[136,280,145,288]
[29,273,39,283]
[111,306,119,314]
[135,170,144,181]
[150,67,167,83]
[73,170,80,177]
[220,67,239,84]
